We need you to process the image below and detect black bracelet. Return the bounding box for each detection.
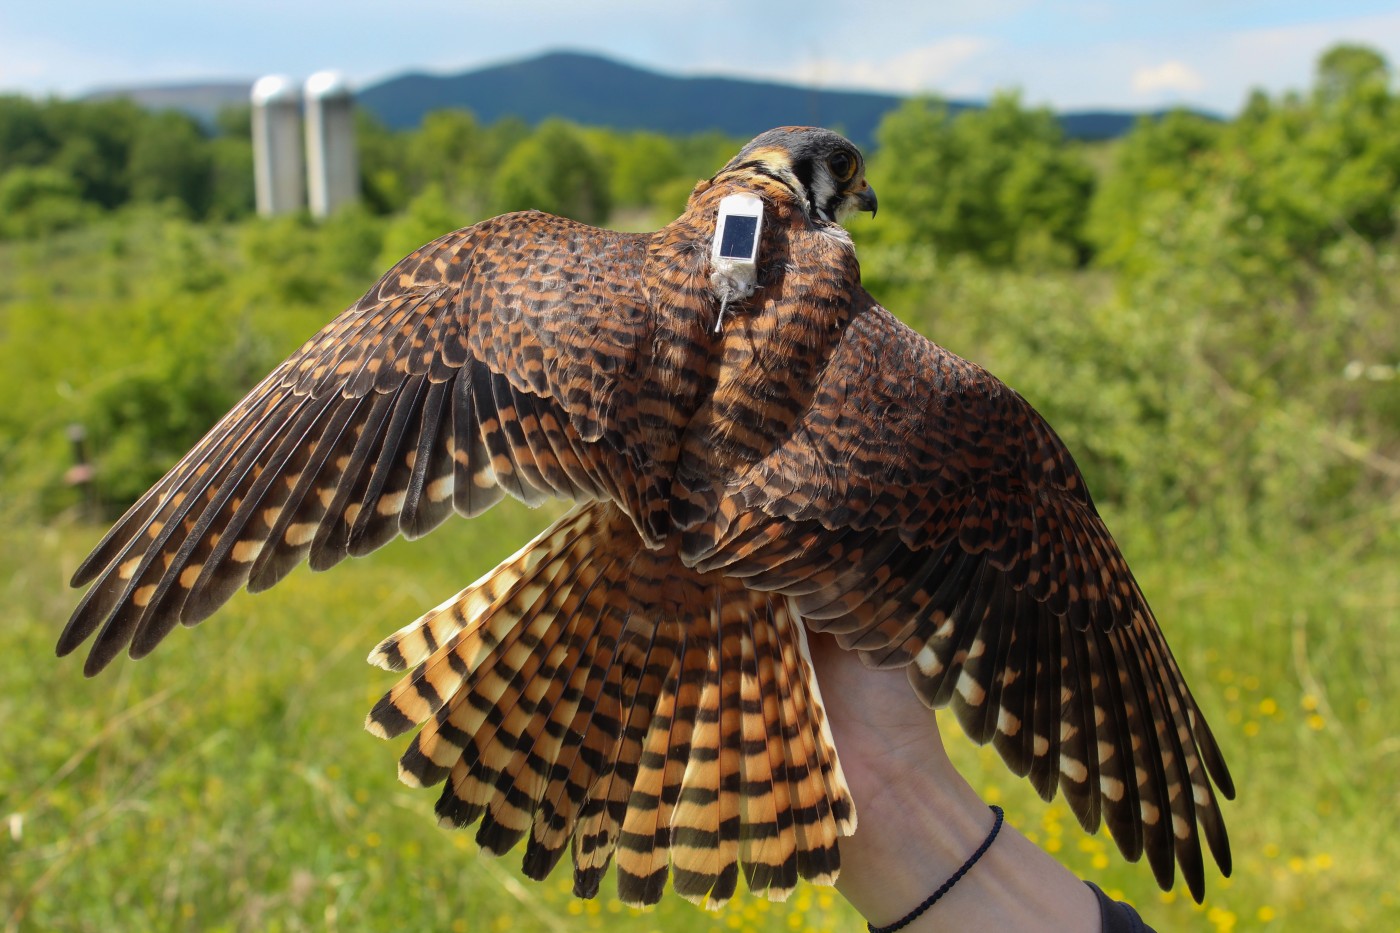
[866,804,1005,933]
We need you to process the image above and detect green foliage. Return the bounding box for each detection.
[624,129,745,225]
[206,135,256,219]
[359,111,538,219]
[0,165,96,237]
[586,129,683,210]
[1086,109,1222,271]
[1068,44,1400,547]
[1315,43,1391,104]
[493,119,611,224]
[1095,45,1400,283]
[0,95,55,167]
[354,110,413,214]
[0,96,252,231]
[214,103,254,141]
[41,98,146,210]
[127,111,216,216]
[0,95,741,239]
[671,130,747,180]
[401,109,487,213]
[870,92,1095,267]
[0,208,388,514]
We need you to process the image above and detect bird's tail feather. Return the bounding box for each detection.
[364,501,853,907]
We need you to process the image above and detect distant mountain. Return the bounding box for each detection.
[84,51,1177,144]
[85,82,253,125]
[356,51,958,146]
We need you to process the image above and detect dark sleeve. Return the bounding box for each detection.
[1085,882,1159,933]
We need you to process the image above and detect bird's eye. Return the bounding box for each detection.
[828,151,856,182]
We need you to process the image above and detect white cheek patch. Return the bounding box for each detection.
[809,172,839,221]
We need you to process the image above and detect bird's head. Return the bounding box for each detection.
[718,126,877,225]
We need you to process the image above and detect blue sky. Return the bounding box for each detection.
[2,1,1398,114]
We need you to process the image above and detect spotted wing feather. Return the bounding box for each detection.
[60,212,654,675]
[682,299,1234,902]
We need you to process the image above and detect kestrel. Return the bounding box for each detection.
[62,126,1233,908]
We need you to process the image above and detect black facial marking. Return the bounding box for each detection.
[791,158,816,216]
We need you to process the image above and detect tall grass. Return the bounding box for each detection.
[2,510,869,933]
[4,500,1398,930]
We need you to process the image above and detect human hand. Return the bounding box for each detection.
[806,630,1100,932]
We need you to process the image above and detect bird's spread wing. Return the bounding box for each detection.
[61,212,658,675]
[679,298,1235,900]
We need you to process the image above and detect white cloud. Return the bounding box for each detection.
[736,36,995,95]
[1219,10,1400,95]
[1131,60,1206,95]
[897,9,1400,113]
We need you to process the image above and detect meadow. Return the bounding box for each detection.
[3,496,1394,933]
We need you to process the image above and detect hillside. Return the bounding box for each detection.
[359,50,949,145]
[85,50,1180,144]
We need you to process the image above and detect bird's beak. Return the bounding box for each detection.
[855,181,878,218]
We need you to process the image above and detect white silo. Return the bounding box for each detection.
[250,75,305,216]
[304,71,360,218]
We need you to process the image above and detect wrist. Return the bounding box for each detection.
[834,755,1100,932]
[835,748,993,925]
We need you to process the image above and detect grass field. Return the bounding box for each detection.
[3,491,1398,932]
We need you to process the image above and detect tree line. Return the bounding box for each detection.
[0,92,740,238]
[4,44,1395,270]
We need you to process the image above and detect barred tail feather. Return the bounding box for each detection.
[364,501,854,907]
